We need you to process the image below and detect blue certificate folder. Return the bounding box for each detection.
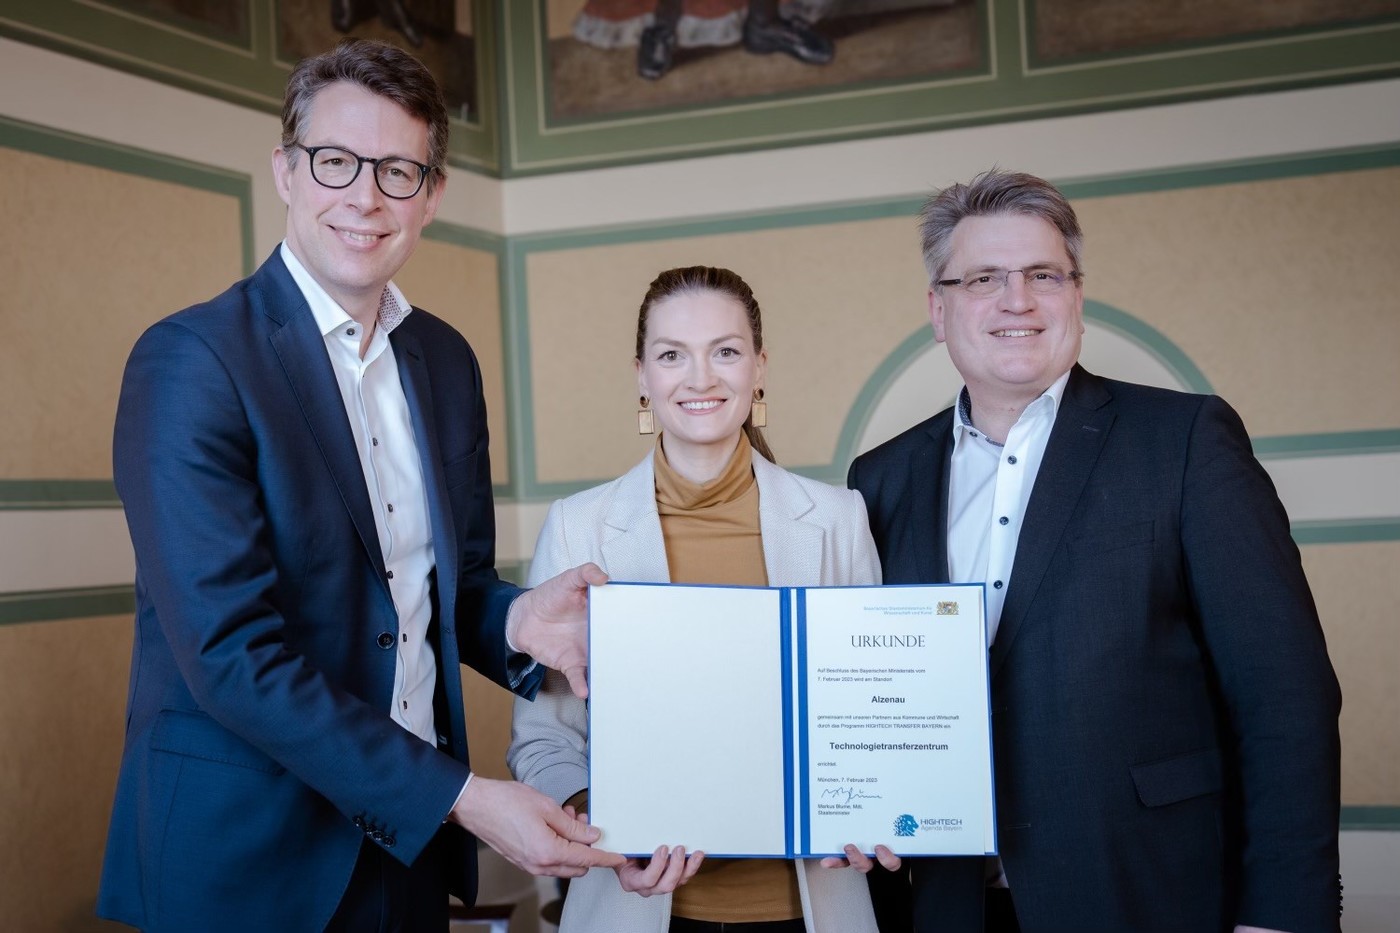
[586,582,997,859]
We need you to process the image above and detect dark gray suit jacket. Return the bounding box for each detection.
[849,365,1341,933]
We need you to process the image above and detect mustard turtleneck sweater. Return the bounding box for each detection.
[653,433,802,923]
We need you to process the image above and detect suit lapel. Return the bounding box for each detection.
[991,366,1114,679]
[261,258,388,587]
[754,455,824,587]
[601,454,671,582]
[920,413,955,585]
[392,319,458,632]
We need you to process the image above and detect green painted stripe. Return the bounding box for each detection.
[1083,301,1213,394]
[515,197,923,252]
[785,464,850,486]
[0,477,522,508]
[464,0,501,173]
[503,237,538,500]
[419,219,517,496]
[0,5,284,104]
[0,480,119,510]
[7,1,1400,177]
[1340,805,1400,830]
[1022,0,1400,72]
[7,479,1395,548]
[832,325,940,473]
[1292,519,1400,546]
[507,145,1400,497]
[494,238,525,500]
[72,0,255,49]
[511,144,1400,251]
[500,0,1400,174]
[1254,431,1400,459]
[1058,145,1400,201]
[826,301,1213,479]
[0,1,499,174]
[0,586,134,626]
[423,221,504,254]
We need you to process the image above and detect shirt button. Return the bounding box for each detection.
[377,632,394,649]
[386,503,394,513]
[347,327,356,336]
[999,516,1009,525]
[372,437,379,446]
[993,580,1004,589]
[402,700,408,710]
[402,633,408,643]
[386,570,394,580]
[1007,455,1018,465]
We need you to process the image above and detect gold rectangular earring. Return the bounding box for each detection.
[750,389,767,428]
[637,396,655,435]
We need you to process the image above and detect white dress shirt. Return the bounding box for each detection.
[946,369,1071,646]
[280,243,440,747]
[947,368,1070,888]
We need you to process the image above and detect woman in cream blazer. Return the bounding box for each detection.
[508,267,884,933]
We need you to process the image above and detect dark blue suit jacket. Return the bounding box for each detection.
[849,366,1341,933]
[98,251,540,931]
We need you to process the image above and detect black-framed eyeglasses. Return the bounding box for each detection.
[294,144,431,199]
[937,267,1083,297]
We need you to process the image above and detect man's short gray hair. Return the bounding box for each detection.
[918,169,1084,286]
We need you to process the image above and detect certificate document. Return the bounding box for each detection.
[587,583,996,858]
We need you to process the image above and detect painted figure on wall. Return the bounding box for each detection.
[331,0,430,47]
[281,0,476,120]
[549,0,977,117]
[96,0,249,42]
[603,0,836,79]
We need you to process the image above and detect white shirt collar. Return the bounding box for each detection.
[952,368,1074,451]
[279,241,412,339]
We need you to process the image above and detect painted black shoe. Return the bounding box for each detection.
[378,0,423,47]
[742,16,834,65]
[331,0,362,32]
[637,23,678,80]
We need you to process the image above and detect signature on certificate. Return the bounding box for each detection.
[819,784,884,805]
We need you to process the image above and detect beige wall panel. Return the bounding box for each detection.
[526,218,929,483]
[0,615,132,931]
[397,238,510,483]
[1078,168,1400,435]
[526,166,1400,486]
[0,146,243,479]
[460,667,513,781]
[1302,541,1400,805]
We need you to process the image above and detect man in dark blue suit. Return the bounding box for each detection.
[848,171,1341,933]
[98,39,622,932]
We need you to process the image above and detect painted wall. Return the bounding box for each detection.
[1,30,1397,932]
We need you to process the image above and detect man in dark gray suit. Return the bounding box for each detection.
[848,170,1341,933]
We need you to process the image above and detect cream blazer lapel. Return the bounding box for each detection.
[754,454,826,587]
[598,453,671,582]
[597,449,827,587]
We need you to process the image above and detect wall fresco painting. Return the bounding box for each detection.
[277,0,477,122]
[1031,0,1400,64]
[546,0,982,119]
[95,0,251,45]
